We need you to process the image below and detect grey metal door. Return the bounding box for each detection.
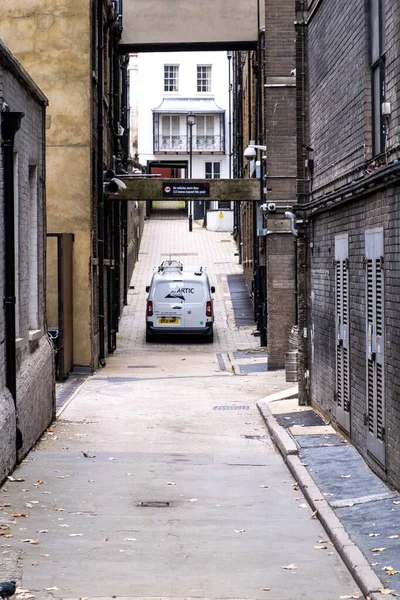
[335,234,350,433]
[365,228,385,467]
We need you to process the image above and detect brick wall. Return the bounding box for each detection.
[264,0,297,366]
[0,44,54,480]
[307,0,370,192]
[305,0,400,488]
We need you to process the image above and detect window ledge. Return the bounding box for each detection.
[29,329,43,342]
[15,337,24,349]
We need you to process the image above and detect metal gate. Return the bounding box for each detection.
[47,233,74,380]
[335,234,350,433]
[365,227,385,467]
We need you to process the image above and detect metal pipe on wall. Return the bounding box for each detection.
[97,0,106,367]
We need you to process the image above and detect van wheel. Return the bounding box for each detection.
[146,330,153,343]
[205,331,214,343]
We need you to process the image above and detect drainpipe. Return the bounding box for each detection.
[285,211,298,325]
[121,55,129,305]
[97,0,106,367]
[1,110,24,452]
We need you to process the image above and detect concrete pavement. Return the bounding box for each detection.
[258,395,400,600]
[0,212,384,600]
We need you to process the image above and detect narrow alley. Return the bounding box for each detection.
[0,212,364,600]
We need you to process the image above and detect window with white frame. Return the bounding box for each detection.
[164,65,179,92]
[196,115,215,149]
[161,115,180,149]
[205,161,220,179]
[197,65,211,92]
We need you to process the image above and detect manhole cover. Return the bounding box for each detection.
[137,501,170,508]
[213,406,249,410]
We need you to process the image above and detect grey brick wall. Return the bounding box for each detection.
[305,0,400,488]
[264,0,297,366]
[307,0,370,192]
[0,42,54,480]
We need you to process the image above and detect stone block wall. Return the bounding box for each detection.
[0,41,54,481]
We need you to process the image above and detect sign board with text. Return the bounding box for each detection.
[162,182,210,198]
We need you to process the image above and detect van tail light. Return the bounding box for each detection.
[147,300,153,317]
[206,301,212,317]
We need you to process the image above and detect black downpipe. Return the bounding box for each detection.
[97,0,106,367]
[2,111,24,452]
[120,54,129,306]
[112,27,121,343]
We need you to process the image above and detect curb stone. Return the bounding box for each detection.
[257,399,397,600]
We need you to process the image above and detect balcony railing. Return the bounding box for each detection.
[154,134,225,152]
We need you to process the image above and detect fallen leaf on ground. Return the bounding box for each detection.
[260,588,271,592]
[393,501,400,505]
[317,539,327,543]
[69,533,83,537]
[44,587,59,591]
[369,533,380,537]
[298,503,308,509]
[124,537,137,541]
[12,513,29,518]
[314,545,327,550]
[34,480,45,485]
[311,510,318,519]
[40,554,49,557]
[21,539,39,544]
[108,457,116,461]
[388,535,399,539]
[56,475,70,479]
[7,476,25,482]
[81,451,96,458]
[32,562,39,566]
[380,591,395,596]
[340,596,360,599]
[282,564,297,570]
[167,482,176,486]
[234,529,246,533]
[371,547,387,552]
[37,530,48,534]
[260,485,269,488]
[340,475,351,478]
[188,498,197,503]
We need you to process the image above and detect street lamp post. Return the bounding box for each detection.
[187,112,196,232]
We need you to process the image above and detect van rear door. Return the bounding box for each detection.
[152,279,186,330]
[182,279,208,329]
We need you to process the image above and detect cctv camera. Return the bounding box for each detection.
[244,146,257,161]
[267,203,276,212]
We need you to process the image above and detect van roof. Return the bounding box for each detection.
[151,267,209,282]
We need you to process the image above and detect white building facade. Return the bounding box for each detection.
[129,51,232,214]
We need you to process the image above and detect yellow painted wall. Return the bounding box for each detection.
[0,1,94,368]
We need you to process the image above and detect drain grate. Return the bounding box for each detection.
[216,353,227,372]
[137,501,170,508]
[160,252,198,256]
[213,405,249,410]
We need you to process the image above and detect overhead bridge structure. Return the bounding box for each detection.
[120,0,264,52]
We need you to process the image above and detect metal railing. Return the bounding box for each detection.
[154,134,224,152]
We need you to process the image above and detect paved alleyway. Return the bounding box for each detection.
[0,215,363,600]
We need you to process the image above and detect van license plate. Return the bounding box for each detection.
[158,317,179,324]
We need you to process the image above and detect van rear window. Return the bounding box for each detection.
[155,282,206,303]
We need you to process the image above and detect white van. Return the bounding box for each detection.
[145,260,215,342]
